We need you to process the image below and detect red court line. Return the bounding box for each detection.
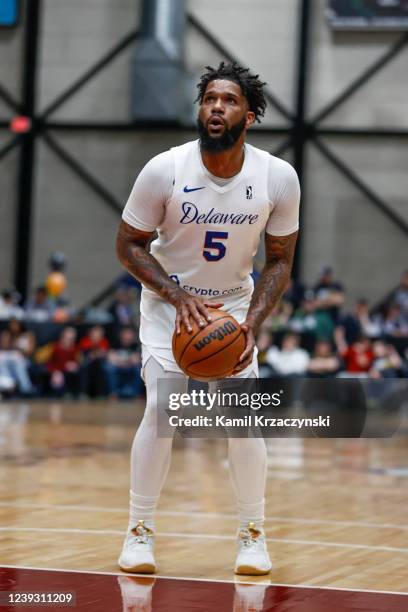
[0,567,407,611]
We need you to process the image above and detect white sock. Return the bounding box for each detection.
[128,490,158,532]
[238,498,265,531]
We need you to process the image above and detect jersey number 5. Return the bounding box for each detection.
[203,231,228,262]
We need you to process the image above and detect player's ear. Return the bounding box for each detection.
[245,111,255,129]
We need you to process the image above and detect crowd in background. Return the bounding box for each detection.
[257,267,408,379]
[0,286,143,399]
[0,268,407,399]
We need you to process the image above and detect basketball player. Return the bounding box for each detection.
[116,62,300,575]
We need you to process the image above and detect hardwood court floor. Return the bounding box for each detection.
[0,400,407,596]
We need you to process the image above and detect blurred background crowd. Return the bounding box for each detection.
[0,265,407,399]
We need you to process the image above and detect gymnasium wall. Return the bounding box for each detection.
[303,1,408,301]
[0,0,407,306]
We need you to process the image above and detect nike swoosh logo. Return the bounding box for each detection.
[183,185,206,193]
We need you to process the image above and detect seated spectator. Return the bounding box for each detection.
[52,296,75,324]
[256,329,275,378]
[337,298,382,345]
[313,266,345,324]
[265,332,310,376]
[307,339,341,377]
[289,290,334,340]
[25,286,54,322]
[105,327,143,399]
[283,278,305,311]
[0,289,24,320]
[7,319,37,358]
[47,327,81,398]
[108,287,137,329]
[336,331,374,374]
[262,301,292,332]
[380,303,408,337]
[369,340,403,379]
[79,325,110,398]
[386,270,408,326]
[0,329,35,396]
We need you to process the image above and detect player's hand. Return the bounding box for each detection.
[232,322,255,375]
[174,291,223,334]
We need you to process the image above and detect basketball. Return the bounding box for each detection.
[172,308,246,381]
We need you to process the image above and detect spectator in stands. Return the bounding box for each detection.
[47,327,81,398]
[386,270,408,325]
[380,303,408,337]
[25,286,54,322]
[283,278,305,311]
[108,287,136,329]
[0,289,24,320]
[335,331,374,374]
[262,300,292,332]
[289,290,334,340]
[105,327,143,399]
[256,329,275,378]
[52,296,75,324]
[336,298,381,344]
[6,319,37,385]
[307,339,341,377]
[369,340,403,379]
[79,325,110,398]
[7,319,36,356]
[313,266,345,324]
[265,332,310,376]
[0,329,35,396]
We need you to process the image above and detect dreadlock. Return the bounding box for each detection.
[195,62,267,123]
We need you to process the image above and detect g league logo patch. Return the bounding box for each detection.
[246,186,252,200]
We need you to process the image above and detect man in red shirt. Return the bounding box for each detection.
[79,326,110,398]
[340,336,374,373]
[47,327,81,397]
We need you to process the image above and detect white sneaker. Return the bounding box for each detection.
[234,523,272,576]
[118,520,157,574]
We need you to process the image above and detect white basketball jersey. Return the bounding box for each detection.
[148,139,271,300]
[138,140,271,368]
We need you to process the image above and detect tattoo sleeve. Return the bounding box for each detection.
[245,231,298,334]
[116,220,182,306]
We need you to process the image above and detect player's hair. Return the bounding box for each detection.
[195,62,267,123]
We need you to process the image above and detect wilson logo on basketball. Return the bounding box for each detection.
[193,321,238,351]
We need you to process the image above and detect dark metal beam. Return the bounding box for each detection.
[312,33,408,125]
[317,126,408,138]
[44,120,187,131]
[0,82,21,112]
[42,132,123,215]
[0,134,21,162]
[187,12,294,122]
[312,136,408,235]
[42,120,292,135]
[270,136,294,159]
[292,0,312,280]
[14,0,41,301]
[40,30,139,120]
[15,120,408,139]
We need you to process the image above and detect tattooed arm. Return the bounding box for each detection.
[116,220,222,333]
[233,231,298,373]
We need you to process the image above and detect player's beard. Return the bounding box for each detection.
[197,115,246,153]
